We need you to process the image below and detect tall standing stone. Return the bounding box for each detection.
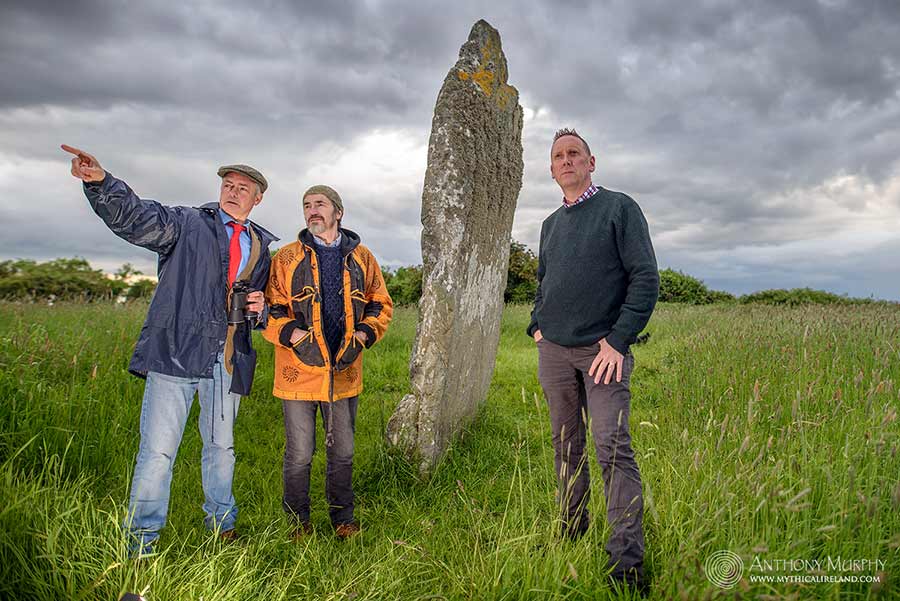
[386,20,523,472]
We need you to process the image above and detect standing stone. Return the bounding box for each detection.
[386,20,523,472]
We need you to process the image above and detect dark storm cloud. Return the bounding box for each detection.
[1,0,899,297]
[0,1,432,128]
[502,0,900,262]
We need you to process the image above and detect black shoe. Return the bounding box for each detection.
[608,568,649,597]
[560,520,589,541]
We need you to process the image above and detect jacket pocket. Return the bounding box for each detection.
[292,330,326,367]
[334,335,362,371]
[349,289,366,323]
[230,346,257,395]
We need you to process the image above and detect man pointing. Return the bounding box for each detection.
[62,144,277,555]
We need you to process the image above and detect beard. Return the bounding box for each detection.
[308,220,326,235]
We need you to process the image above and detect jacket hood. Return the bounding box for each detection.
[298,227,361,257]
[198,202,280,245]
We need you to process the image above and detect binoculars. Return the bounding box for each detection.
[228,280,259,325]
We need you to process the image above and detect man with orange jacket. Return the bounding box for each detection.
[263,185,392,539]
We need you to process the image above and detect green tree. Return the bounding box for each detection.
[504,241,538,304]
[125,278,157,300]
[386,265,423,306]
[0,257,127,301]
[114,263,142,280]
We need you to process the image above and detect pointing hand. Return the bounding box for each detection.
[61,144,106,182]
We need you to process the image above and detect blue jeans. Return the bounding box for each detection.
[124,353,241,554]
[282,397,358,526]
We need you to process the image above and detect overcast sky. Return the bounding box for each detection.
[2,0,899,298]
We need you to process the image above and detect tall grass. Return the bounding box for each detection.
[0,301,897,599]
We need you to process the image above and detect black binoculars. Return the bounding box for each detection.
[228,280,259,325]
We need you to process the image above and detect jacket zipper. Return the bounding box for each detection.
[313,247,337,447]
[310,243,356,445]
[320,285,334,405]
[313,278,333,401]
[327,255,352,405]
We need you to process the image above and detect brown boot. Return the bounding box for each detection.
[334,522,360,540]
[291,522,314,541]
[218,529,239,542]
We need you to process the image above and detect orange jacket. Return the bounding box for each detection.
[263,229,392,401]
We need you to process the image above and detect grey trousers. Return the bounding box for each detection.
[282,397,358,526]
[537,338,645,576]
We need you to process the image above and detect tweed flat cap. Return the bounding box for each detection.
[217,164,268,193]
[303,184,343,213]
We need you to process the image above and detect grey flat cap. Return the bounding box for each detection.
[217,164,268,193]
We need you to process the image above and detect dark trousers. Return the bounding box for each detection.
[282,397,358,526]
[537,338,645,576]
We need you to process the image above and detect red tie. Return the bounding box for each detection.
[227,221,246,286]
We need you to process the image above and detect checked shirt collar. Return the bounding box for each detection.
[563,183,599,208]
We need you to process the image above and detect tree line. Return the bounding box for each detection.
[0,244,886,306]
[0,258,155,302]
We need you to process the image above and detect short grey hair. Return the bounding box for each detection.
[552,128,591,156]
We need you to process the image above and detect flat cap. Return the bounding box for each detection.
[217,164,268,193]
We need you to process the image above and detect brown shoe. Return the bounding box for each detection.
[218,529,239,542]
[291,522,314,541]
[334,522,360,540]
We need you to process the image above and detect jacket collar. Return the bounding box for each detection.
[299,227,361,257]
[198,202,279,245]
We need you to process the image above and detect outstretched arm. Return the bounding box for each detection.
[62,144,183,255]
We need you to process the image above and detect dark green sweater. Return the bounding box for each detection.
[527,187,659,354]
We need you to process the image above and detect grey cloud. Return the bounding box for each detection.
[1,0,899,298]
[671,234,900,300]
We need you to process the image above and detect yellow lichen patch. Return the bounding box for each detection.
[471,70,495,95]
[455,35,516,109]
[458,68,494,97]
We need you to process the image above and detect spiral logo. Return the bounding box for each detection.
[704,550,744,589]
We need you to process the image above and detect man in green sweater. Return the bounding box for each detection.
[528,128,659,592]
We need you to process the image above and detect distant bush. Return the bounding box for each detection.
[0,258,127,301]
[114,263,156,301]
[706,289,737,304]
[505,241,538,304]
[385,265,423,306]
[658,268,734,304]
[381,240,541,307]
[739,288,875,306]
[125,278,157,300]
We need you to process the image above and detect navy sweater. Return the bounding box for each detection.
[527,187,659,354]
[315,244,345,359]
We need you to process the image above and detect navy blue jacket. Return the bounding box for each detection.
[83,173,278,383]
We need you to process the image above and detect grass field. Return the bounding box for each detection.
[0,301,898,600]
